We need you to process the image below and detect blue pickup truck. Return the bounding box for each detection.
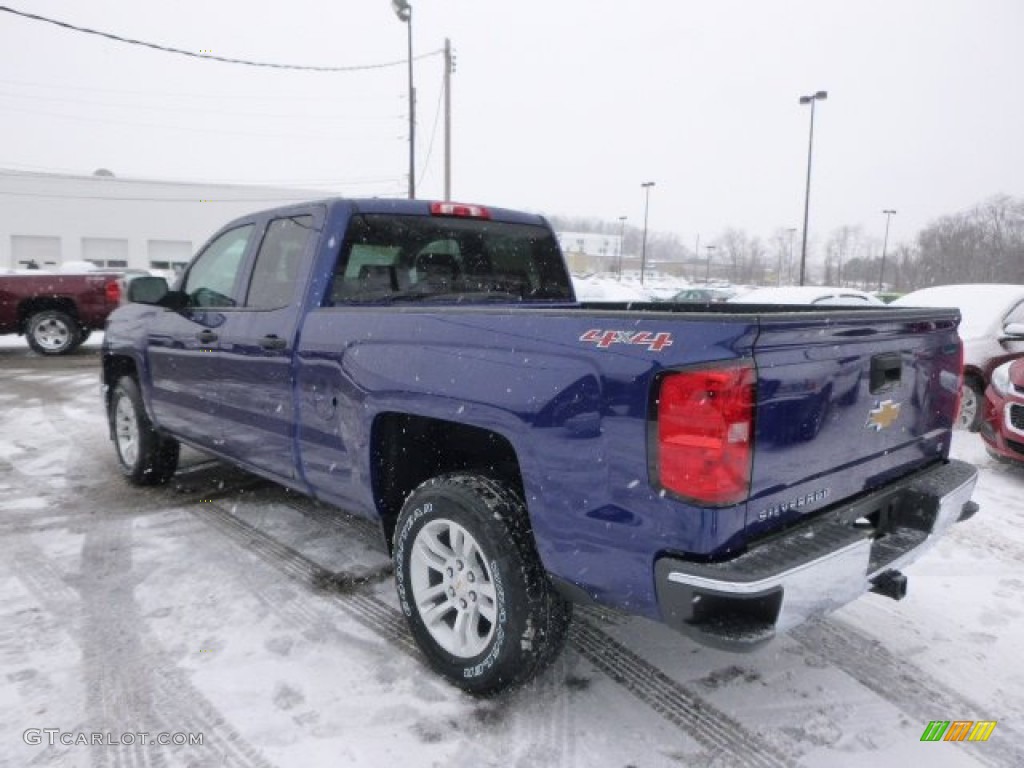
[102,198,979,693]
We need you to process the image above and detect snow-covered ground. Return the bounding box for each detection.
[571,273,697,302]
[1,344,1023,767]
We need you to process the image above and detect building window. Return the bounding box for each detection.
[11,235,61,269]
[148,239,192,270]
[82,237,130,268]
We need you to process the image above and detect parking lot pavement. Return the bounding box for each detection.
[2,350,1023,768]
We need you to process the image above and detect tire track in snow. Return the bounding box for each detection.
[5,523,278,768]
[570,620,797,768]
[792,619,1024,768]
[197,499,794,768]
[197,501,414,650]
[950,521,1024,565]
[187,498,578,768]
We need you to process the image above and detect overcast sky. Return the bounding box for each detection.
[2,0,1021,252]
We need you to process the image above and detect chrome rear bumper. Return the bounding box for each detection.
[655,459,979,650]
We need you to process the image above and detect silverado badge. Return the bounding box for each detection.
[866,399,901,431]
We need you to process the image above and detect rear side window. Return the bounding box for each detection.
[246,215,315,309]
[326,214,572,305]
[814,294,872,306]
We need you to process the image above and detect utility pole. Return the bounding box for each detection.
[640,181,655,285]
[617,216,627,280]
[879,209,897,291]
[705,245,716,283]
[786,227,797,284]
[693,233,701,282]
[444,38,453,200]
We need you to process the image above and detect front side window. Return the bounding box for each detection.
[326,214,572,305]
[246,215,315,309]
[183,225,254,308]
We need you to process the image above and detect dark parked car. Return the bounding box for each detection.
[981,357,1024,465]
[892,284,1024,430]
[669,286,735,303]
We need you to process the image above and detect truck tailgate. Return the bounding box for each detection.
[747,307,962,537]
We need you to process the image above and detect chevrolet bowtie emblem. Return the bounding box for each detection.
[866,399,901,431]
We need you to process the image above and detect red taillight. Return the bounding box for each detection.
[430,201,491,219]
[655,362,755,506]
[105,279,121,304]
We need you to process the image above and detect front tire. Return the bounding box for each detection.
[109,377,180,485]
[393,474,572,695]
[26,310,81,355]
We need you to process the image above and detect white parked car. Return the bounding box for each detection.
[572,276,652,302]
[891,284,1024,430]
[728,285,885,306]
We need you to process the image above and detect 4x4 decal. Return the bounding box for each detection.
[579,329,674,352]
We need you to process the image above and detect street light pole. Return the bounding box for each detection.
[879,209,897,291]
[798,90,827,285]
[617,216,627,280]
[392,0,415,199]
[705,245,716,283]
[786,227,797,284]
[640,181,655,285]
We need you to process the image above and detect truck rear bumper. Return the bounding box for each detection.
[654,458,978,651]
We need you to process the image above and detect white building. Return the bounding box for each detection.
[1,168,329,272]
[555,230,624,274]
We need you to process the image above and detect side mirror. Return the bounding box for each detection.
[1002,322,1024,339]
[127,276,169,304]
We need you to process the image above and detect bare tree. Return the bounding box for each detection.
[823,226,865,287]
[912,195,1024,286]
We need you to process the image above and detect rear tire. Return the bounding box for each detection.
[26,310,81,355]
[109,377,179,485]
[393,473,572,695]
[957,378,984,432]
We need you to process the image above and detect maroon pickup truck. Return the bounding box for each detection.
[0,271,123,355]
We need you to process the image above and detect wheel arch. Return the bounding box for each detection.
[18,297,79,333]
[370,412,525,553]
[962,365,985,386]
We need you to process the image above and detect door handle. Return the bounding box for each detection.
[197,330,218,344]
[259,335,287,350]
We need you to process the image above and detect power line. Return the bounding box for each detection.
[0,77,405,105]
[418,79,446,185]
[0,5,441,72]
[0,190,335,203]
[0,88,403,122]
[0,170,403,187]
[1,103,401,142]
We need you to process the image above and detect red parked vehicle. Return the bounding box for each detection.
[0,270,122,355]
[981,357,1024,465]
